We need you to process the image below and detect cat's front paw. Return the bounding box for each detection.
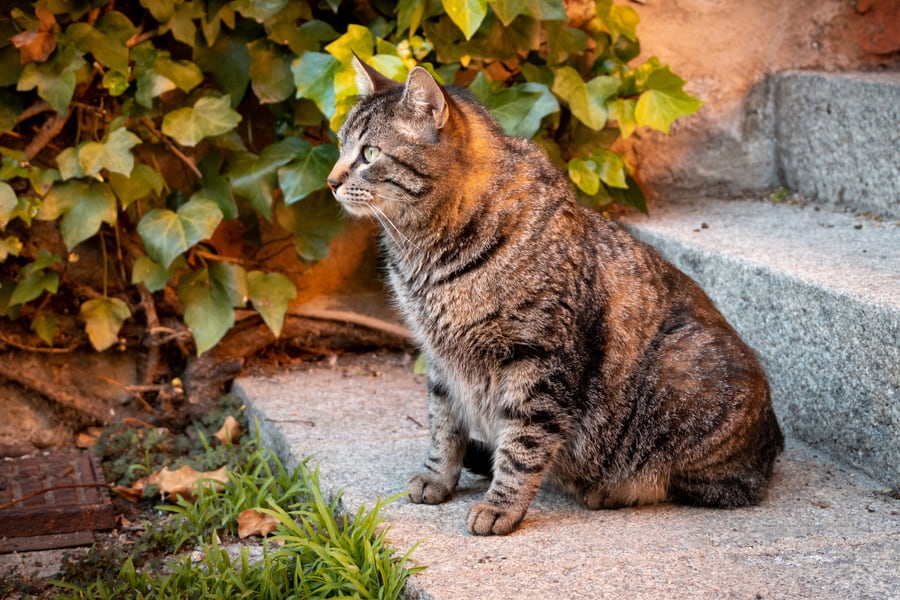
[466,502,525,536]
[408,474,453,505]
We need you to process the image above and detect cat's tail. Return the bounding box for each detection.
[463,439,494,478]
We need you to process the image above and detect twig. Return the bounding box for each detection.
[16,100,53,123]
[264,418,316,427]
[123,417,161,429]
[194,249,254,267]
[25,110,70,160]
[0,331,77,353]
[406,415,425,429]
[126,28,157,48]
[137,283,161,386]
[140,117,203,180]
[0,483,112,511]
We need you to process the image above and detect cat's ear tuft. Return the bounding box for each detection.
[353,53,401,97]
[403,66,449,130]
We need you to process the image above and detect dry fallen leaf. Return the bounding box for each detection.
[213,415,241,445]
[132,465,229,501]
[111,485,144,503]
[237,509,280,538]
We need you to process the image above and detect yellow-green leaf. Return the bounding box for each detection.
[39,180,118,249]
[552,67,619,130]
[247,270,296,337]
[31,313,59,345]
[78,128,141,177]
[162,95,241,147]
[137,196,224,268]
[80,297,131,351]
[177,265,235,354]
[0,181,15,228]
[634,66,704,134]
[444,0,488,40]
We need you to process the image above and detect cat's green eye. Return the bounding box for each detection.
[362,146,380,163]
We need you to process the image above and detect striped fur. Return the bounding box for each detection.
[327,59,784,536]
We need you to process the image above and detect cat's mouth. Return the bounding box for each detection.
[333,193,376,218]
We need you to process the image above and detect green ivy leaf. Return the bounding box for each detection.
[398,0,427,35]
[177,265,236,354]
[291,52,341,119]
[0,45,24,88]
[132,254,185,292]
[137,196,224,268]
[370,54,408,82]
[162,95,241,147]
[56,147,84,180]
[40,180,118,249]
[325,24,374,64]
[608,173,647,214]
[545,22,589,65]
[231,0,289,22]
[265,6,321,54]
[193,176,237,221]
[80,297,131,351]
[0,181,16,228]
[470,75,558,139]
[193,32,251,108]
[65,11,136,73]
[0,89,22,133]
[247,270,296,337]
[552,67,620,130]
[141,0,179,23]
[154,54,204,92]
[31,313,59,345]
[16,44,86,114]
[0,279,18,318]
[608,97,637,138]
[490,0,566,24]
[278,142,339,204]
[78,128,142,177]
[225,138,305,220]
[605,4,640,41]
[275,190,345,263]
[248,39,294,104]
[0,235,22,261]
[10,268,59,306]
[444,0,488,40]
[634,66,703,134]
[593,149,627,189]
[110,164,165,208]
[568,157,600,196]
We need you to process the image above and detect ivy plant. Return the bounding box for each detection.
[0,0,701,356]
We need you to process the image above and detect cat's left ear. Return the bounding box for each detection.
[402,66,449,130]
[353,53,401,97]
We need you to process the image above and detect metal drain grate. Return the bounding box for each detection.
[0,451,116,545]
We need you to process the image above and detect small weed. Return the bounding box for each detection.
[49,416,422,599]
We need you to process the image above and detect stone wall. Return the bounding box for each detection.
[568,0,899,198]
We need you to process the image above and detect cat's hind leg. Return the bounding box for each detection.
[583,471,669,509]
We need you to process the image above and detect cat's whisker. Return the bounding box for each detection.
[373,192,416,204]
[369,203,422,260]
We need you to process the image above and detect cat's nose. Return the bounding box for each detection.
[327,166,346,193]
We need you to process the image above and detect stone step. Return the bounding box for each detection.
[235,353,900,600]
[774,70,900,219]
[618,196,899,487]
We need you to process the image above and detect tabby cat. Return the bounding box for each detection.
[327,58,784,536]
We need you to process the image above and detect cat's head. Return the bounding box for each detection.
[327,57,473,221]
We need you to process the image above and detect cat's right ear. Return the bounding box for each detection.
[402,66,449,130]
[352,53,401,97]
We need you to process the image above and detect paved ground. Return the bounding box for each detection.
[235,352,900,600]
